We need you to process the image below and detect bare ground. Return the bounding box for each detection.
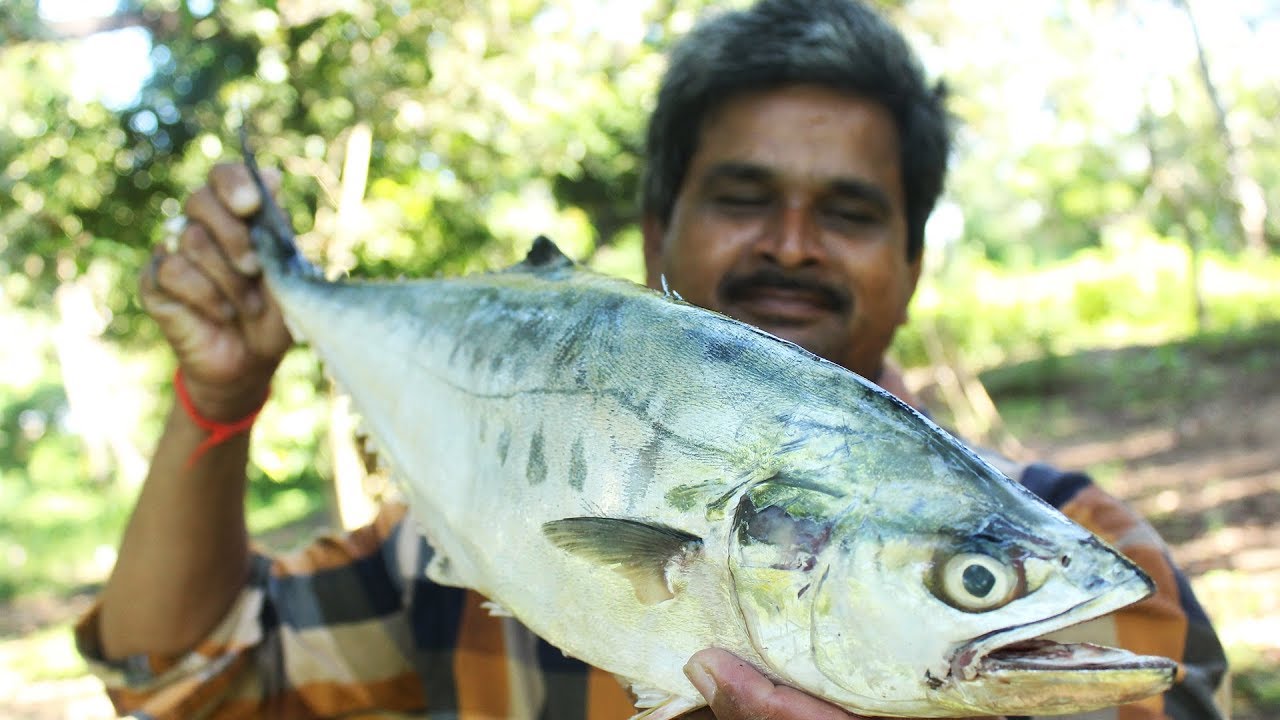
[984,331,1280,720]
[3,332,1278,719]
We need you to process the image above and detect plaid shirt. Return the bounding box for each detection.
[76,463,1228,720]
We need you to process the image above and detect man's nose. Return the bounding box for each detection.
[758,203,824,267]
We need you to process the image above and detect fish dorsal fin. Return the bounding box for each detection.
[659,274,684,302]
[516,235,574,272]
[542,517,702,604]
[239,123,319,279]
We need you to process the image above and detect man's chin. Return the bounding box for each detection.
[741,318,836,358]
[722,299,826,329]
[728,311,810,338]
[715,300,854,360]
[723,313,875,378]
[727,297,834,327]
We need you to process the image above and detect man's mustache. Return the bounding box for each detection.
[719,267,852,314]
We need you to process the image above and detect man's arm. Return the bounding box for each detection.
[97,164,291,659]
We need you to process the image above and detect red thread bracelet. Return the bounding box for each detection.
[173,369,268,468]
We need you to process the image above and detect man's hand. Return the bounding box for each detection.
[140,163,292,418]
[681,648,874,719]
[100,163,293,659]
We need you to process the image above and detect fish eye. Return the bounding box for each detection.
[940,553,1018,612]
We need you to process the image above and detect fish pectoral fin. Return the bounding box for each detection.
[542,517,703,605]
[627,694,703,720]
[481,601,514,618]
[624,678,704,719]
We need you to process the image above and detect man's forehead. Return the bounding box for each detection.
[695,87,898,160]
[699,84,896,131]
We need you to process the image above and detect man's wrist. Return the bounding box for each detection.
[177,368,274,422]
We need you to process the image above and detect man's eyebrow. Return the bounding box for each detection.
[829,178,892,214]
[702,162,774,184]
[703,163,893,213]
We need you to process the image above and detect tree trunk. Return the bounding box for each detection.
[1139,102,1208,333]
[1187,230,1208,333]
[919,319,1025,460]
[323,123,377,530]
[327,393,376,530]
[1176,0,1268,255]
[52,276,148,488]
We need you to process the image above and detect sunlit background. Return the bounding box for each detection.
[1,0,1277,717]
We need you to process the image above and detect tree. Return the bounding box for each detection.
[1173,0,1269,256]
[2,0,714,525]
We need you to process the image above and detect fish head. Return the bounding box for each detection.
[726,446,1176,717]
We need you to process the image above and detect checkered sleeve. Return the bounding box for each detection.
[76,500,638,720]
[75,503,428,719]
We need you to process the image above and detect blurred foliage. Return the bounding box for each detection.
[893,237,1280,371]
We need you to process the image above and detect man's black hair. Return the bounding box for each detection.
[642,0,952,261]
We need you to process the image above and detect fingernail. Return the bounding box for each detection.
[229,185,260,215]
[237,252,261,275]
[244,289,263,316]
[683,659,717,705]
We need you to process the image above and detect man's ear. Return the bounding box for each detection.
[899,254,924,325]
[642,214,666,291]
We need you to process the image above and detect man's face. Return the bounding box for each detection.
[644,85,921,381]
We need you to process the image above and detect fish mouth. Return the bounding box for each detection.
[942,573,1176,713]
[950,569,1153,680]
[982,638,1176,675]
[949,640,1176,715]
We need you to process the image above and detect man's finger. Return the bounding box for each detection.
[140,252,164,294]
[178,222,263,318]
[685,648,869,720]
[208,162,282,217]
[207,163,281,274]
[185,186,258,276]
[150,250,236,324]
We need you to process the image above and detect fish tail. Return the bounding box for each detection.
[239,123,316,279]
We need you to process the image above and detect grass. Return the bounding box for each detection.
[1235,655,1280,719]
[980,322,1280,430]
[979,328,1280,720]
[0,622,86,682]
[0,472,134,602]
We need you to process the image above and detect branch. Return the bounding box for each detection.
[2,8,181,46]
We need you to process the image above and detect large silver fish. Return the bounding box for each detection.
[243,142,1175,718]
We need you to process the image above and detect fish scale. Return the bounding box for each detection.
[242,134,1177,718]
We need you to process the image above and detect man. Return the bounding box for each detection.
[78,0,1227,718]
